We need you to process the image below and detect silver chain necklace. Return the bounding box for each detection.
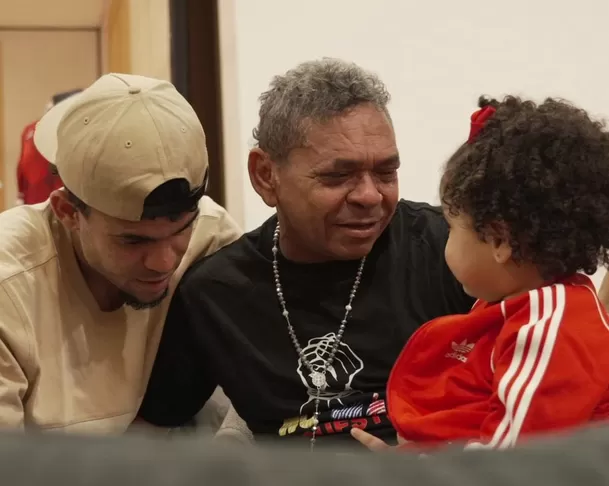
[272,223,366,450]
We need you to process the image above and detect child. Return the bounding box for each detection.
[362,96,609,451]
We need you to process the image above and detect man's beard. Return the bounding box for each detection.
[120,288,169,310]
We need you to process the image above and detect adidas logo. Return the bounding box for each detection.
[445,340,475,363]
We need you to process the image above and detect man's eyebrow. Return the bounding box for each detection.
[113,211,199,242]
[374,155,401,168]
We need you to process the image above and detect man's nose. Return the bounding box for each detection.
[347,173,383,207]
[144,242,178,274]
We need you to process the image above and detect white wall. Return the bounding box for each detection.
[219,0,609,288]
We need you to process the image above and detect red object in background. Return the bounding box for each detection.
[16,120,63,204]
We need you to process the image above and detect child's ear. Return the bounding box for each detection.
[492,237,512,264]
[488,222,512,264]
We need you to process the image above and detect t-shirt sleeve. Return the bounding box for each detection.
[138,287,218,427]
[468,285,609,449]
[0,286,29,428]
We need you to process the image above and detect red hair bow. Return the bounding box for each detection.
[468,105,496,143]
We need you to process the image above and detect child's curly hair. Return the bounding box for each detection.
[441,95,609,280]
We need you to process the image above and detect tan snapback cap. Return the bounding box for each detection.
[34,73,208,221]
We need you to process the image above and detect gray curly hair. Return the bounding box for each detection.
[252,58,391,161]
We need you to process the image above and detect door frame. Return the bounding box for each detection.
[170,0,225,208]
[0,41,4,212]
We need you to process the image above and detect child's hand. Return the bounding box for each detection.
[350,428,391,451]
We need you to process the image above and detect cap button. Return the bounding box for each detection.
[128,86,141,94]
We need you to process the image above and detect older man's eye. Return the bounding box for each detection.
[319,172,352,183]
[322,172,350,179]
[376,169,397,180]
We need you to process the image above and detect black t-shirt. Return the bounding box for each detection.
[139,200,475,449]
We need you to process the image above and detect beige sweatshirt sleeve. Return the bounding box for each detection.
[188,197,243,263]
[204,201,243,255]
[0,285,29,428]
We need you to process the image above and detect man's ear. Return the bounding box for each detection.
[49,189,80,231]
[248,148,278,208]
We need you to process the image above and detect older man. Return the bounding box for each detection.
[139,58,474,449]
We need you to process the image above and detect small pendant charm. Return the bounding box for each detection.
[311,371,327,389]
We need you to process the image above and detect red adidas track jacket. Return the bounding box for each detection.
[387,274,609,449]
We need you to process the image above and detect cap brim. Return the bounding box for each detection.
[33,92,83,164]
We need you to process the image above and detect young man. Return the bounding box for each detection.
[0,73,241,432]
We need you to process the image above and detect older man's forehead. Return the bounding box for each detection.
[307,112,395,149]
[330,154,400,168]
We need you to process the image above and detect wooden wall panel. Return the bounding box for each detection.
[106,0,131,73]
